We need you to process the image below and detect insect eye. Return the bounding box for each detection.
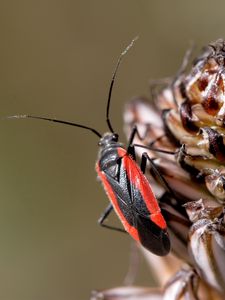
[113,133,118,141]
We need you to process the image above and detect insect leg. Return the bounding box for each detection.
[127,125,144,160]
[98,203,127,233]
[127,145,136,161]
[127,125,138,147]
[128,125,171,152]
[140,152,175,197]
[127,125,154,158]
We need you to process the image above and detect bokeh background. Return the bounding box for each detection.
[1,1,225,299]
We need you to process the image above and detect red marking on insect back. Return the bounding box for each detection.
[150,213,166,229]
[117,148,166,230]
[96,163,140,242]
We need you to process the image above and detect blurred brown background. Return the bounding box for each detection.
[0,1,225,299]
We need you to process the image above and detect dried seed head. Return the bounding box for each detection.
[155,39,225,203]
[187,201,225,293]
[122,39,225,298]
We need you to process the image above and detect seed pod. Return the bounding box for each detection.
[186,199,225,293]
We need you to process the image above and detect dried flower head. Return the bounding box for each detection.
[93,39,225,299]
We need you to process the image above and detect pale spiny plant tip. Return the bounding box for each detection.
[92,39,225,300]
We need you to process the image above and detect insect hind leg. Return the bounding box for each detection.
[98,203,127,233]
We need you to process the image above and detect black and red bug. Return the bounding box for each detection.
[9,38,171,256]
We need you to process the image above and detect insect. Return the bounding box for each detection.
[9,38,171,256]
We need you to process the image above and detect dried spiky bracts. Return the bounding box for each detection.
[91,266,206,300]
[121,39,225,299]
[186,200,225,293]
[91,39,225,300]
[155,39,225,203]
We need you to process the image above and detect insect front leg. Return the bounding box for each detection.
[127,125,166,154]
[127,125,152,147]
[127,125,150,160]
[98,203,127,233]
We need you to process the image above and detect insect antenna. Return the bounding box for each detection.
[7,38,138,139]
[7,115,102,138]
[106,36,138,133]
